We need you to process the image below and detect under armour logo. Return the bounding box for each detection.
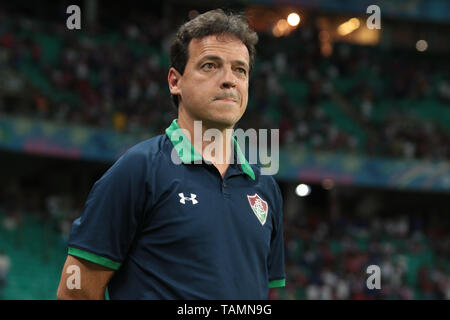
[179,193,198,205]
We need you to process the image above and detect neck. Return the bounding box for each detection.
[177,112,234,166]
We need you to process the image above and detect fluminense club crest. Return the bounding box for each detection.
[247,193,269,226]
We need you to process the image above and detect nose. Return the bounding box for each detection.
[220,67,236,89]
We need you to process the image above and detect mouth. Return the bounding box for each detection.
[216,98,236,103]
[214,96,239,103]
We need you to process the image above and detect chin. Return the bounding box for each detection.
[190,102,244,128]
[204,115,239,129]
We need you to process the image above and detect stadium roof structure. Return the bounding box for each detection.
[237,0,450,23]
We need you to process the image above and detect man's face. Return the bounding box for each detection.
[170,34,250,129]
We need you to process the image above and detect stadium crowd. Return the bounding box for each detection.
[272,208,450,300]
[0,11,449,160]
[1,177,449,300]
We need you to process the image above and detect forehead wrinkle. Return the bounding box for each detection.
[190,36,249,65]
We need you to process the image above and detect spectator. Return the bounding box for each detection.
[0,250,11,299]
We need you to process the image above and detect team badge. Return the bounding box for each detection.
[247,193,269,226]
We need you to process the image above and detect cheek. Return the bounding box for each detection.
[240,85,249,107]
[183,76,213,101]
[181,81,202,104]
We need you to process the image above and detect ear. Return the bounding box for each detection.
[168,67,182,96]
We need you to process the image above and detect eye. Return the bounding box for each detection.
[202,62,215,70]
[236,67,247,75]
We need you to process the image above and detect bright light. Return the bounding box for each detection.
[287,13,300,27]
[337,17,361,36]
[272,19,290,37]
[272,25,283,37]
[416,40,428,52]
[349,18,360,28]
[277,19,289,33]
[295,184,311,197]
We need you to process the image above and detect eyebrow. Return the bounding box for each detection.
[198,55,249,70]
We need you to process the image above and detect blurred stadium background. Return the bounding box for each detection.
[0,0,449,300]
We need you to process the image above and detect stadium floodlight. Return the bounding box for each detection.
[277,19,289,33]
[272,25,283,37]
[416,40,428,52]
[287,13,300,27]
[337,17,360,36]
[272,19,290,37]
[295,184,311,197]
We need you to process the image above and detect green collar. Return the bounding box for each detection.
[165,119,255,181]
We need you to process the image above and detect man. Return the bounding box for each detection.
[0,250,11,299]
[57,9,285,300]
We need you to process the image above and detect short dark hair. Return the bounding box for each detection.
[169,9,258,108]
